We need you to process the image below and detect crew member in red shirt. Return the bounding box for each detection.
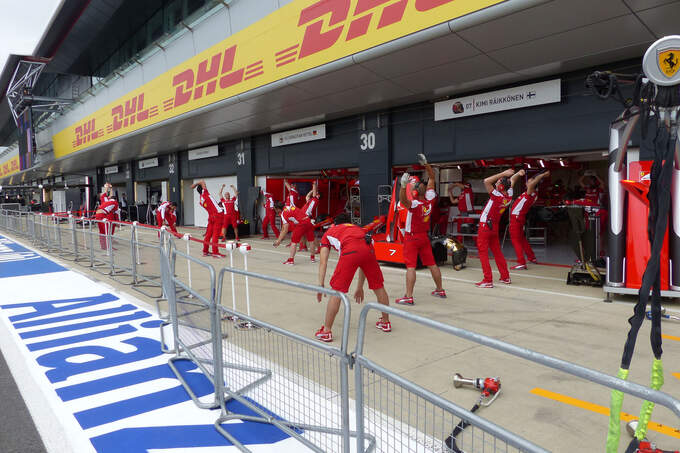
[219,184,240,241]
[303,181,320,219]
[261,189,279,239]
[475,169,522,288]
[449,182,475,240]
[100,183,113,205]
[284,180,300,207]
[156,201,178,233]
[190,180,224,257]
[509,171,549,270]
[274,201,318,264]
[299,181,322,252]
[314,213,391,342]
[579,172,605,206]
[579,171,607,255]
[395,154,445,306]
[95,196,121,251]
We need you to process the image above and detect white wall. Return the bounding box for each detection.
[135,182,148,204]
[52,190,66,213]
[188,176,237,227]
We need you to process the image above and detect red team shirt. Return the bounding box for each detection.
[221,198,238,217]
[510,192,537,224]
[584,186,603,205]
[304,196,319,217]
[157,201,172,221]
[99,200,121,221]
[458,186,474,213]
[287,187,300,207]
[264,193,276,213]
[479,189,513,227]
[321,223,366,253]
[199,190,222,216]
[280,205,309,226]
[404,189,437,235]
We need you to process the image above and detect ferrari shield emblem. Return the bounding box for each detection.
[658,48,680,78]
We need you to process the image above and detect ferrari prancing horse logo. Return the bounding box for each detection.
[657,48,680,78]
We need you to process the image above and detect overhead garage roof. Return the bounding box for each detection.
[4,0,680,181]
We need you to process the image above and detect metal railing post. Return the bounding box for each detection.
[131,222,138,284]
[183,233,193,297]
[46,215,52,252]
[88,219,94,267]
[107,220,114,274]
[339,292,352,453]
[70,214,78,259]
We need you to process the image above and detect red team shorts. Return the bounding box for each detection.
[330,246,384,293]
[403,232,435,268]
[291,221,315,243]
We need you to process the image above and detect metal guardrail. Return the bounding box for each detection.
[2,210,680,452]
[354,303,680,453]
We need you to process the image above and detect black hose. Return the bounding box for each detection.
[444,403,480,453]
[620,121,673,369]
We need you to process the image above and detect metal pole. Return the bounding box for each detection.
[184,233,193,298]
[131,222,138,284]
[134,221,141,265]
[228,242,236,312]
[107,220,114,275]
[88,219,94,267]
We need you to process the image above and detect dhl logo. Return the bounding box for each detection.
[110,93,158,132]
[169,45,264,110]
[73,119,104,148]
[277,0,458,67]
[0,156,20,177]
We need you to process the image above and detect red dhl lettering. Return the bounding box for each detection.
[73,119,104,147]
[111,94,150,131]
[297,0,457,59]
[172,45,248,108]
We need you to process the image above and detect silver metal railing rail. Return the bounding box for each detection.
[212,263,355,453]
[354,303,680,453]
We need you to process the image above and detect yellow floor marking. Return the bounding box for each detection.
[531,387,680,439]
[673,372,680,381]
[663,334,680,342]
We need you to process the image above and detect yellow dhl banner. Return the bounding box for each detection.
[53,0,505,158]
[0,155,20,178]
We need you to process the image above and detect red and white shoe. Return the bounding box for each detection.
[315,326,333,342]
[376,319,392,332]
[310,255,316,263]
[431,289,447,298]
[395,296,414,306]
[261,236,269,240]
[283,258,295,265]
[475,280,494,288]
[500,277,512,284]
[212,253,226,258]
[510,264,527,270]
[202,252,212,257]
[529,258,538,264]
